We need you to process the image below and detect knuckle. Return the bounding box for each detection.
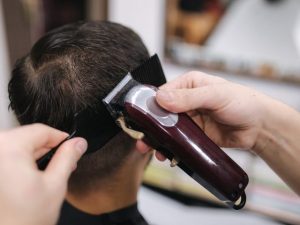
[185,71,201,79]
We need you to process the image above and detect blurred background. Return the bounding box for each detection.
[1,0,300,224]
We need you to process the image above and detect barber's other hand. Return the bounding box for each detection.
[0,124,87,225]
[155,72,268,158]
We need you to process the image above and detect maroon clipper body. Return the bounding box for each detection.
[103,74,248,209]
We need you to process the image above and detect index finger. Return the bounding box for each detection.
[3,124,68,154]
[160,71,226,90]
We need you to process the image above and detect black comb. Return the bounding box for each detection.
[131,54,166,86]
[37,54,166,170]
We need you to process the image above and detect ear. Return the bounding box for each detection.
[135,140,152,154]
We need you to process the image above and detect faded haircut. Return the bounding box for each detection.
[8,21,149,193]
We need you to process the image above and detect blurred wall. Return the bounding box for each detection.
[108,0,166,57]
[0,1,16,129]
[2,0,31,67]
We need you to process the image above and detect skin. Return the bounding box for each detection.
[65,142,152,215]
[152,71,300,195]
[0,124,87,225]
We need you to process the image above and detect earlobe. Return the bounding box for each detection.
[135,140,151,154]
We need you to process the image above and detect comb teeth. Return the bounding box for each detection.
[131,54,166,87]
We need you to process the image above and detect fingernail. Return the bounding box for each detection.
[75,139,88,154]
[157,90,173,102]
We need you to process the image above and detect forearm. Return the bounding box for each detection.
[253,96,300,195]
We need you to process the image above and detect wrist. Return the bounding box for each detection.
[252,95,282,156]
[251,95,300,194]
[252,95,300,157]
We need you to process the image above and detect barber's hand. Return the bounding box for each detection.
[0,124,87,225]
[154,71,269,160]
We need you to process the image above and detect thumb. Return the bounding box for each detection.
[156,86,225,113]
[44,137,87,188]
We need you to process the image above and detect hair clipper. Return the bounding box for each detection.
[103,74,249,210]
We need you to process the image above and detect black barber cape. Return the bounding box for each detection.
[57,201,149,225]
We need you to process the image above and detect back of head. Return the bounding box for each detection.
[8,21,150,194]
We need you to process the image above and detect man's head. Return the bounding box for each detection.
[8,21,150,194]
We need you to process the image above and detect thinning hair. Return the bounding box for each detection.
[8,21,149,193]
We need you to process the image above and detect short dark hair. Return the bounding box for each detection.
[8,21,149,193]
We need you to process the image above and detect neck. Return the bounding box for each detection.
[66,151,150,215]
